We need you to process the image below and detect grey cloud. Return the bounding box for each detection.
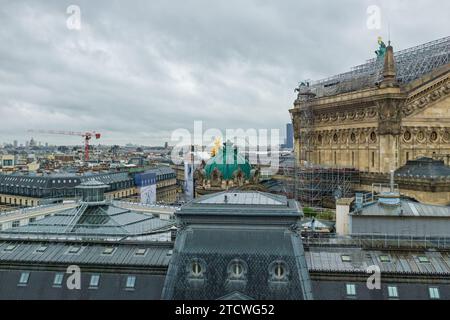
[0,0,449,145]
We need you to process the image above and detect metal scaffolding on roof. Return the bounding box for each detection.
[281,161,359,209]
[284,83,360,208]
[309,36,450,98]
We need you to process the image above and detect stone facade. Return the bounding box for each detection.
[290,45,450,175]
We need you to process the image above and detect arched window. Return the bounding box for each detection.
[274,263,285,279]
[227,259,247,280]
[269,261,289,282]
[192,261,202,276]
[370,131,377,143]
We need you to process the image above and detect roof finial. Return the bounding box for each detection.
[381,39,398,87]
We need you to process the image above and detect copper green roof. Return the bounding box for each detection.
[204,142,252,180]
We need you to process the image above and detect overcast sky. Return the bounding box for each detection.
[1,0,448,146]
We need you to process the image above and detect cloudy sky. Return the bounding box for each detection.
[1,0,448,146]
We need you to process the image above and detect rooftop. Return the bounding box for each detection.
[198,191,287,206]
[352,197,450,218]
[306,245,450,275]
[0,201,175,241]
[0,239,172,269]
[178,191,301,218]
[0,171,131,188]
[395,157,450,178]
[305,36,450,98]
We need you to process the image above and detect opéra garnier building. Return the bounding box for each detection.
[289,37,450,205]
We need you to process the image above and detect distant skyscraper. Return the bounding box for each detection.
[286,123,294,149]
[13,140,17,148]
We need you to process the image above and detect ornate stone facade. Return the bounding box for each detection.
[290,44,450,175]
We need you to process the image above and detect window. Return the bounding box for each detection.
[371,151,375,167]
[429,287,440,299]
[341,255,352,262]
[192,261,202,276]
[12,220,20,228]
[231,262,243,277]
[135,248,147,256]
[274,263,285,280]
[228,260,247,280]
[370,131,377,142]
[387,285,398,298]
[36,245,48,253]
[18,272,30,285]
[4,244,17,252]
[125,276,136,289]
[53,273,64,287]
[346,284,356,296]
[102,247,116,255]
[89,274,100,288]
[379,255,391,263]
[67,246,81,254]
[418,256,429,263]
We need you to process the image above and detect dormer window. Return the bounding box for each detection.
[227,259,247,280]
[232,263,243,277]
[274,263,285,279]
[188,259,206,279]
[135,248,147,256]
[36,245,48,253]
[67,246,81,254]
[269,261,289,282]
[192,261,202,276]
[4,244,17,252]
[102,247,116,255]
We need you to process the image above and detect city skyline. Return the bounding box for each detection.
[1,1,449,145]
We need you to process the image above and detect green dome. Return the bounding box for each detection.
[204,142,252,180]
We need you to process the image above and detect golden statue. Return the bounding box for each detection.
[211,137,222,156]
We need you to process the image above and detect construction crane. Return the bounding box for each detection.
[28,130,101,161]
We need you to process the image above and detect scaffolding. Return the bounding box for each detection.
[309,36,450,98]
[284,83,359,208]
[284,36,450,208]
[281,160,359,209]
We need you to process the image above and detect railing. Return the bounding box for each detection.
[302,233,450,250]
[113,200,180,211]
[0,202,77,219]
[0,223,176,242]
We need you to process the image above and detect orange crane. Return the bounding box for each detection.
[28,130,101,161]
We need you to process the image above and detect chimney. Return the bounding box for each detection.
[170,226,177,242]
[381,42,397,87]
